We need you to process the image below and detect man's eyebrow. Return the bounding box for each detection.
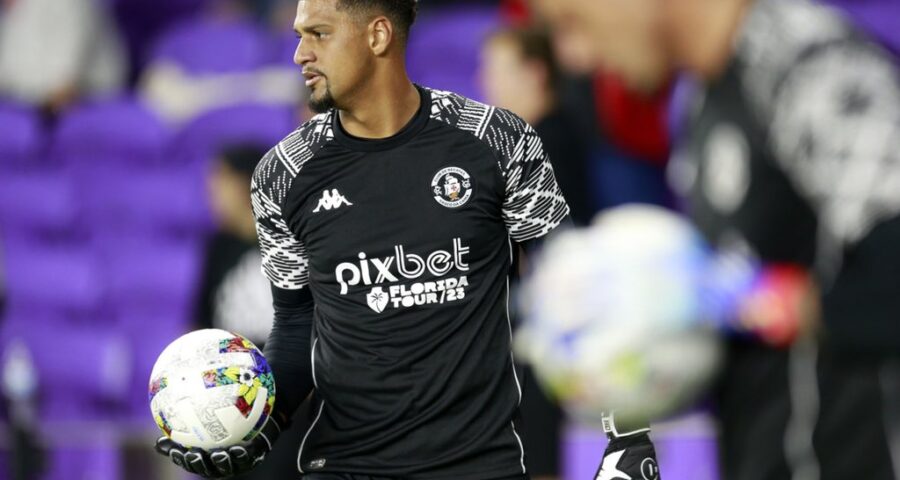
[294,23,331,34]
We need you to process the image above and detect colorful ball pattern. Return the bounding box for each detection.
[149,329,276,450]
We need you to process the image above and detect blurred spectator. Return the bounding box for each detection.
[193,144,308,480]
[0,0,127,114]
[195,145,274,346]
[480,27,593,226]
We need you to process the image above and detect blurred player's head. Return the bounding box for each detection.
[208,145,267,238]
[532,0,748,90]
[480,27,561,124]
[531,0,669,91]
[293,0,418,113]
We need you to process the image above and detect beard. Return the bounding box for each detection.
[308,82,337,114]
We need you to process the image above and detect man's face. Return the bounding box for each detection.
[294,0,374,113]
[479,37,544,115]
[533,0,670,91]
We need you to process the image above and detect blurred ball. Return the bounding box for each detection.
[149,329,275,450]
[517,204,722,426]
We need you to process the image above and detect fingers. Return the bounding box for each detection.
[228,445,253,471]
[184,449,217,478]
[155,437,196,475]
[210,449,235,477]
[154,436,180,457]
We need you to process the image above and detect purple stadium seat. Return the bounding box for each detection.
[1,236,103,318]
[98,236,202,320]
[150,17,275,75]
[51,98,213,233]
[168,103,297,167]
[0,320,131,418]
[0,171,78,235]
[53,98,169,166]
[0,102,43,169]
[274,31,300,66]
[407,6,501,101]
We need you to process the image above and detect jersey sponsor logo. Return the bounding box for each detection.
[335,238,470,294]
[336,238,471,312]
[313,188,353,213]
[308,458,326,470]
[431,167,473,208]
[365,276,469,312]
[366,287,389,313]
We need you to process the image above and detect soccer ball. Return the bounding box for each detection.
[149,329,276,450]
[517,205,723,426]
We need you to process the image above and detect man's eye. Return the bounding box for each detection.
[314,32,326,39]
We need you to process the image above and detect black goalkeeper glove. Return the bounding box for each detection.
[594,413,660,480]
[154,415,284,478]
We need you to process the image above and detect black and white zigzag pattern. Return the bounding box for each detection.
[250,112,334,289]
[428,88,569,242]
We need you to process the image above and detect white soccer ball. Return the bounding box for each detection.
[517,205,723,426]
[149,329,275,450]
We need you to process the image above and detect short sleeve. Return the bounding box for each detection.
[251,149,310,290]
[500,118,570,242]
[768,42,900,246]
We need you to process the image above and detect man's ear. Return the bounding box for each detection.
[369,16,394,55]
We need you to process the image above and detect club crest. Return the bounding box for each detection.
[431,167,473,208]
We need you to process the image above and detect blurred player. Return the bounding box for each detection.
[479,26,589,480]
[534,0,900,478]
[154,0,660,478]
[196,145,275,347]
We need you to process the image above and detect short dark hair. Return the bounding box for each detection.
[337,0,418,43]
[218,144,268,178]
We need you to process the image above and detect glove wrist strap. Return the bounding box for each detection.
[602,411,651,440]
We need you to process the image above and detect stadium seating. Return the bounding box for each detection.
[406,5,500,101]
[170,103,297,158]
[0,102,42,168]
[148,16,273,75]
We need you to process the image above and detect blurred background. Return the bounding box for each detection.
[0,0,897,479]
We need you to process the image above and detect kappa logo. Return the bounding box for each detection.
[313,189,353,213]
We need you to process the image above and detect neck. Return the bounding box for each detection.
[673,0,749,81]
[338,65,420,139]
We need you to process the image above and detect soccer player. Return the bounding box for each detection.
[155,0,660,479]
[535,0,900,478]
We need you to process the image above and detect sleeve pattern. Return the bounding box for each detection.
[250,113,334,289]
[428,89,570,242]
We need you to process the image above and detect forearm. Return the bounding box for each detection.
[263,286,316,425]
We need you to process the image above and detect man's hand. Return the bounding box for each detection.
[595,433,660,480]
[594,413,660,480]
[154,416,283,478]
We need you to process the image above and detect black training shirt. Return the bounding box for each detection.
[251,85,569,478]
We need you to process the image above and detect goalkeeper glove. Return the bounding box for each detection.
[154,415,283,478]
[594,413,660,480]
